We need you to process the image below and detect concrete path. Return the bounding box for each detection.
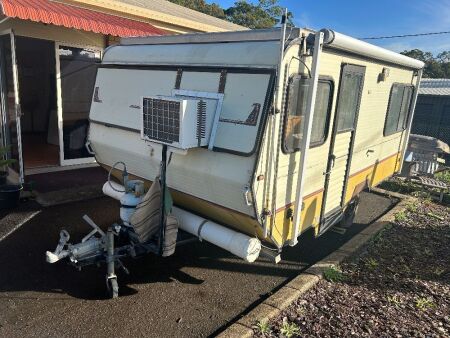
[0,192,394,338]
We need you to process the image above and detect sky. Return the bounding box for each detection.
[217,0,450,55]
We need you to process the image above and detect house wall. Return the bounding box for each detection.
[0,19,105,49]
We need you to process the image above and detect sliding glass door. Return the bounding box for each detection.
[0,31,23,184]
[56,44,101,166]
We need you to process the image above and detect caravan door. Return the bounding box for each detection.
[0,31,24,184]
[320,64,365,234]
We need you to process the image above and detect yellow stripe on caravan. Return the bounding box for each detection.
[105,151,401,249]
[271,151,402,246]
[344,152,401,204]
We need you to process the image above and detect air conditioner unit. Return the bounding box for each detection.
[141,96,214,150]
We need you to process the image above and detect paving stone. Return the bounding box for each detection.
[237,303,280,328]
[284,273,320,293]
[263,286,302,311]
[216,323,253,338]
[338,233,371,254]
[360,221,390,237]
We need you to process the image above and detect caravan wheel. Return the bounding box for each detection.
[340,196,360,228]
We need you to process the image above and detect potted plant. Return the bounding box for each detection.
[0,145,21,209]
[0,145,15,185]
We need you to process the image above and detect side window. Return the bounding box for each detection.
[384,84,414,136]
[284,77,333,153]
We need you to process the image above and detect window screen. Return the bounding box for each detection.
[284,77,333,153]
[384,84,414,136]
[336,71,364,131]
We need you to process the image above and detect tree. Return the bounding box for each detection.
[168,0,292,29]
[401,49,450,78]
[225,0,291,29]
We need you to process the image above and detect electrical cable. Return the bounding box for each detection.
[108,161,127,193]
[361,31,450,40]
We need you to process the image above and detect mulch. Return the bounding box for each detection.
[255,199,450,337]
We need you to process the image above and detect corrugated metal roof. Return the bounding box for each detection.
[0,0,164,37]
[419,78,450,96]
[112,0,245,31]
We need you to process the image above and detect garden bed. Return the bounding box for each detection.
[254,199,450,337]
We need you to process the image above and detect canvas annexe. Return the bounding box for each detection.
[46,26,424,297]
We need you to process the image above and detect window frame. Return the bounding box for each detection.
[282,74,334,154]
[383,83,415,137]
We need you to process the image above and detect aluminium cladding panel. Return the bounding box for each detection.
[102,41,280,68]
[90,123,257,215]
[90,67,273,154]
[317,50,416,205]
[89,66,273,216]
[271,48,416,236]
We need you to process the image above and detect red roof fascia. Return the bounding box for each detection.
[1,0,165,37]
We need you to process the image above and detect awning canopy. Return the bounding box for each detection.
[1,0,165,37]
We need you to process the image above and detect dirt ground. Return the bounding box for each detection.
[0,192,394,338]
[256,199,450,337]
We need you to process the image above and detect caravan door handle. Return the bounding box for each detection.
[323,154,336,176]
[330,154,336,168]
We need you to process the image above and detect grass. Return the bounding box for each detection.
[435,169,450,185]
[387,294,402,307]
[364,257,379,270]
[394,211,407,222]
[323,266,346,283]
[371,223,393,244]
[415,297,435,311]
[406,200,418,212]
[280,321,300,338]
[433,267,445,276]
[254,320,271,335]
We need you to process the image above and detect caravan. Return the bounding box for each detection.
[46,25,424,297]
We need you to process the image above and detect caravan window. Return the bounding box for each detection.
[284,77,333,153]
[384,84,414,136]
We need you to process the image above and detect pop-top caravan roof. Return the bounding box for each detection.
[103,28,424,70]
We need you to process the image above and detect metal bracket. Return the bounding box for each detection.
[218,69,227,93]
[174,68,183,89]
[171,89,224,150]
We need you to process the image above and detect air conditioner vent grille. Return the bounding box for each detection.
[143,98,180,144]
[196,100,206,146]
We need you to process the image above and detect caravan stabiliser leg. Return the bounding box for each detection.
[106,227,119,298]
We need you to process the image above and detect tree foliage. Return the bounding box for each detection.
[168,0,292,29]
[169,0,226,19]
[401,49,450,78]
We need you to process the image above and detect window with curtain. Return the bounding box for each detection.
[384,84,414,136]
[284,77,333,153]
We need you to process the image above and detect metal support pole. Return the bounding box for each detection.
[398,69,423,173]
[289,31,324,246]
[106,228,115,278]
[266,9,288,237]
[158,144,168,256]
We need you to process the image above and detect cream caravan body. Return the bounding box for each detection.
[88,28,424,249]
